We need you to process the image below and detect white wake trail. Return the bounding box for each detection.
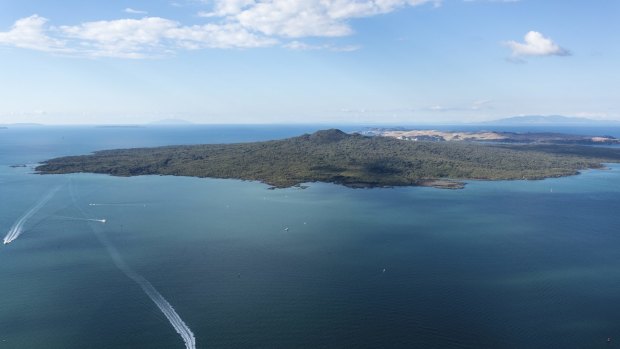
[70,185,196,349]
[3,185,61,245]
[99,237,196,349]
[53,215,106,224]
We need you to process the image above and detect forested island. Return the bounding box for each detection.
[36,129,620,189]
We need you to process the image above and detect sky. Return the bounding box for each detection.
[0,0,618,125]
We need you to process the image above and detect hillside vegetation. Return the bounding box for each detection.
[36,129,620,189]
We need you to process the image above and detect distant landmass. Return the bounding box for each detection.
[364,129,620,145]
[0,123,44,127]
[149,119,194,125]
[489,115,614,124]
[95,125,144,128]
[36,129,620,189]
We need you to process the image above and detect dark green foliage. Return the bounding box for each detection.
[36,129,620,188]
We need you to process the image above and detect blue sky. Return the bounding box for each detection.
[0,0,618,124]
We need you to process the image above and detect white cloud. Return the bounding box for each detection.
[0,15,276,58]
[504,31,570,57]
[166,23,278,49]
[206,0,440,38]
[60,17,179,58]
[198,0,257,17]
[0,1,439,58]
[124,8,148,15]
[0,14,66,52]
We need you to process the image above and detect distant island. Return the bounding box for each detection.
[363,128,620,145]
[36,129,620,189]
[0,123,44,127]
[149,118,194,125]
[95,125,144,128]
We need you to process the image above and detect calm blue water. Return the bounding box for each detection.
[1,125,620,348]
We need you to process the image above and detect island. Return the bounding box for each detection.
[35,129,620,189]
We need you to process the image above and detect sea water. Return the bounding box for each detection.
[1,125,620,348]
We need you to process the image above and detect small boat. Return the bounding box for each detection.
[284,227,289,232]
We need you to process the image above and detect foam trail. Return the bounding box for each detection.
[53,216,106,224]
[96,234,196,349]
[70,185,196,349]
[3,186,61,245]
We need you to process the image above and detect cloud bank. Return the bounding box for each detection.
[0,0,439,58]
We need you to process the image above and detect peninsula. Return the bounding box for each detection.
[36,129,620,189]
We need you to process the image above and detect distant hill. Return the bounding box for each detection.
[489,115,611,124]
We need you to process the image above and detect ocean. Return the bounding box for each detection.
[1,124,620,348]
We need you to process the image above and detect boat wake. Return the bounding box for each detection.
[3,185,61,245]
[96,230,196,349]
[71,185,195,349]
[53,216,106,224]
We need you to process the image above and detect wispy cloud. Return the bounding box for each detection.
[339,100,494,114]
[200,0,440,38]
[283,40,360,52]
[425,99,494,112]
[0,15,277,58]
[0,1,440,58]
[124,8,148,15]
[504,31,570,59]
[471,99,492,110]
